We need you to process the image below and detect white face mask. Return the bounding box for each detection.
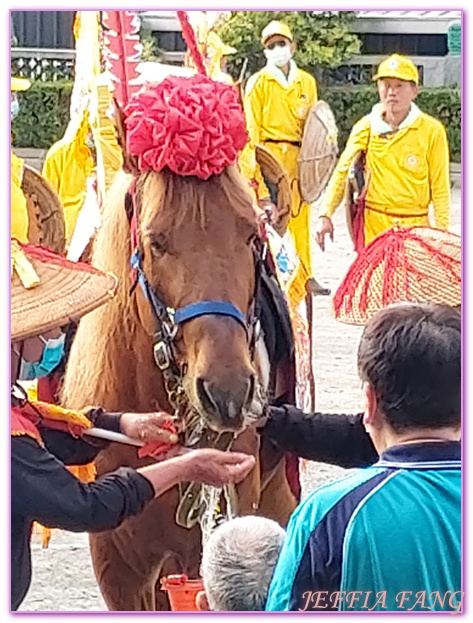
[11,98,20,120]
[264,45,293,68]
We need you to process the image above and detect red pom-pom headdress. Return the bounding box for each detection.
[124,75,249,180]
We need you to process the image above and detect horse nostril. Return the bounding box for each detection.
[196,378,219,415]
[196,375,254,421]
[245,374,256,407]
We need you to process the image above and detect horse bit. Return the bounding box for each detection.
[125,182,266,532]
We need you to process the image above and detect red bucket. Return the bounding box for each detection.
[161,574,204,611]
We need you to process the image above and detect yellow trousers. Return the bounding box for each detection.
[263,141,312,310]
[364,206,430,247]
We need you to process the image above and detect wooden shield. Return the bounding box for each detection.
[21,165,66,255]
[255,144,292,236]
[299,100,339,204]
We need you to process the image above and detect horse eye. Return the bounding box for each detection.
[149,234,168,255]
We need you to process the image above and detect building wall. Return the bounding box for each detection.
[11,11,75,49]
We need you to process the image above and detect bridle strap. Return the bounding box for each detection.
[174,301,247,330]
[131,252,248,332]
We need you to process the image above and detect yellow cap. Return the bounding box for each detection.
[207,32,237,57]
[261,21,293,45]
[11,77,31,92]
[373,54,419,85]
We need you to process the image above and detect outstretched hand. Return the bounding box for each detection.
[120,412,178,445]
[258,198,277,223]
[183,448,256,488]
[315,216,334,252]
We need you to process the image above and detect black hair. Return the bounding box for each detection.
[358,303,461,431]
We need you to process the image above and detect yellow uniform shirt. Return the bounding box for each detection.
[42,86,122,244]
[321,103,450,243]
[42,116,94,243]
[11,152,29,243]
[240,62,318,198]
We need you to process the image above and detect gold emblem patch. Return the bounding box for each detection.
[406,154,419,168]
[298,105,309,118]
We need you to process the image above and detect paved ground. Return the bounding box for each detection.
[19,186,461,612]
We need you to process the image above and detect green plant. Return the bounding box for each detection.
[11,80,461,164]
[11,80,73,149]
[416,88,461,162]
[139,28,162,62]
[319,85,379,149]
[217,11,361,79]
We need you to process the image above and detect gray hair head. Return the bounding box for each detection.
[201,515,285,611]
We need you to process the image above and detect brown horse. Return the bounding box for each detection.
[61,163,297,611]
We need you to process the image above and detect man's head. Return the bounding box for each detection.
[358,303,461,451]
[11,76,30,121]
[373,54,419,118]
[207,32,236,72]
[261,21,295,69]
[197,516,285,611]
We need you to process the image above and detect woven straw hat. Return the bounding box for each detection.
[333,227,461,326]
[11,239,117,341]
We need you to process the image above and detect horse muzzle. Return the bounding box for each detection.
[195,372,256,432]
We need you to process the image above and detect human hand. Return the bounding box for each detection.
[315,216,334,252]
[258,198,276,222]
[182,448,256,487]
[120,412,178,445]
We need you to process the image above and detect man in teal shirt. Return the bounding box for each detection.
[266,302,461,613]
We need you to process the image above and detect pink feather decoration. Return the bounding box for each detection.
[102,10,142,108]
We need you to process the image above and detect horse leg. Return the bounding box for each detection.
[257,455,297,526]
[233,429,261,515]
[89,487,202,611]
[90,530,163,611]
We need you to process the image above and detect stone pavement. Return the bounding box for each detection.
[19,186,461,611]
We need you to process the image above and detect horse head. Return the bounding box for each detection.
[133,165,262,434]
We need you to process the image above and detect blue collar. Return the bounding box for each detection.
[375,441,461,470]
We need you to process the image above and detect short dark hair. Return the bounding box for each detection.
[358,303,461,431]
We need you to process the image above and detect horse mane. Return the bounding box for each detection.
[61,164,257,410]
[139,164,257,231]
[61,169,138,409]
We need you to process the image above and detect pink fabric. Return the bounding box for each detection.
[124,75,249,180]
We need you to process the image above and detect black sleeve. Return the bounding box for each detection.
[262,405,378,468]
[38,408,123,465]
[11,436,154,532]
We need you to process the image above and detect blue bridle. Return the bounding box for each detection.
[174,301,247,329]
[130,248,260,382]
[130,251,248,332]
[126,180,262,388]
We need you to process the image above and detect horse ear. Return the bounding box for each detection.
[112,97,140,176]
